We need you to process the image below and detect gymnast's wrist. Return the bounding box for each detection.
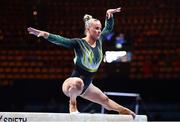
[43,32,49,39]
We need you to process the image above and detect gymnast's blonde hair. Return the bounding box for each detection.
[83,14,100,35]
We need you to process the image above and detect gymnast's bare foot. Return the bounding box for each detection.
[69,100,79,113]
[118,107,136,119]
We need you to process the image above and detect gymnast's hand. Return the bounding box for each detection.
[106,7,121,19]
[27,27,49,39]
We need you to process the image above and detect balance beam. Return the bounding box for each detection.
[0,112,147,122]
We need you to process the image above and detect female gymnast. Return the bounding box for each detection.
[27,7,136,118]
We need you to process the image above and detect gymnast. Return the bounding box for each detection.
[27,7,136,118]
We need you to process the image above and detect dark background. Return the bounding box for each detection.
[0,0,180,121]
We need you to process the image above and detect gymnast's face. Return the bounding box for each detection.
[87,20,102,40]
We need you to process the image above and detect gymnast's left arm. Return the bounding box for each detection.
[101,7,121,40]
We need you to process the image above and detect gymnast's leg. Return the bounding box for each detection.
[80,83,136,118]
[62,77,84,113]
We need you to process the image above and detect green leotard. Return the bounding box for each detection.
[47,17,114,73]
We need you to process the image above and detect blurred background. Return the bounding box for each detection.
[0,0,180,121]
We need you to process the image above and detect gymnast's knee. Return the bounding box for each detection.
[62,77,84,97]
[101,96,111,110]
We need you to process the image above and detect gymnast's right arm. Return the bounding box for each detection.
[27,27,77,48]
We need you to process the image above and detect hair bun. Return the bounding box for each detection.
[83,14,93,22]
